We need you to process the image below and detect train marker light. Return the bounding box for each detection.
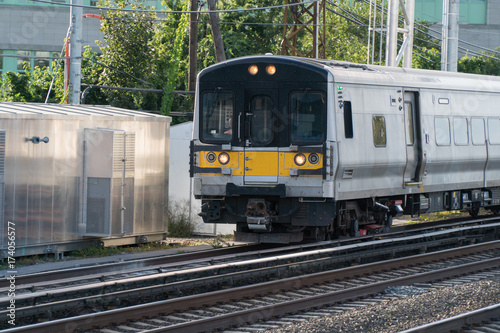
[294,153,306,166]
[248,65,259,75]
[266,65,276,75]
[218,152,230,165]
[308,153,319,164]
[206,151,217,163]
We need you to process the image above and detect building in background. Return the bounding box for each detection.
[415,0,500,56]
[0,0,165,75]
[0,0,499,76]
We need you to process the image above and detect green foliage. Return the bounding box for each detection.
[155,0,190,115]
[325,1,370,63]
[80,46,108,105]
[458,48,500,76]
[2,0,499,110]
[97,0,159,110]
[0,62,60,103]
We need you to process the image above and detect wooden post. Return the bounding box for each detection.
[188,0,198,91]
[207,0,226,62]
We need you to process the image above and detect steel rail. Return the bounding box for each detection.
[3,240,500,333]
[0,244,271,287]
[1,235,475,321]
[399,303,500,333]
[2,215,498,289]
[1,223,495,312]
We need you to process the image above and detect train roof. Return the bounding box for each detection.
[211,55,500,93]
[310,57,500,92]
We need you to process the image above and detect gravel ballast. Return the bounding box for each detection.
[264,275,500,333]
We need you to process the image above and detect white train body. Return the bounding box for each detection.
[190,55,500,242]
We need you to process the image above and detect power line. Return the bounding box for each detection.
[30,0,319,14]
[356,0,500,58]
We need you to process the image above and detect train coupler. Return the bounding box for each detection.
[247,216,271,231]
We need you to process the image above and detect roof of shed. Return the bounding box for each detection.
[0,102,170,119]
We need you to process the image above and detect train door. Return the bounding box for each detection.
[241,88,279,185]
[403,91,423,186]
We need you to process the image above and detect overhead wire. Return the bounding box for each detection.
[357,0,500,59]
[30,0,320,15]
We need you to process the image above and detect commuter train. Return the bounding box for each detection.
[190,54,500,243]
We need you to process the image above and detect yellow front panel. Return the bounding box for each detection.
[244,151,279,176]
[199,151,243,175]
[279,152,323,176]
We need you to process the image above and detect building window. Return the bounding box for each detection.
[34,51,50,69]
[17,50,30,70]
[372,115,386,147]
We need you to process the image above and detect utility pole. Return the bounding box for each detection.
[441,0,459,71]
[188,0,198,91]
[207,0,226,63]
[385,0,415,68]
[385,0,399,66]
[69,0,83,104]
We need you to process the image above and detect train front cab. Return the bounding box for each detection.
[190,57,337,243]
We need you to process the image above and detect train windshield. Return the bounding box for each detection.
[290,91,326,143]
[201,91,234,142]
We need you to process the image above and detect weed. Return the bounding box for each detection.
[167,199,198,237]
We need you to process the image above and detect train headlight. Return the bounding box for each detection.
[206,151,217,163]
[266,65,276,75]
[248,65,259,75]
[218,152,230,165]
[308,153,319,164]
[294,153,306,166]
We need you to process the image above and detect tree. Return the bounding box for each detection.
[458,48,500,76]
[97,0,159,110]
[0,62,59,103]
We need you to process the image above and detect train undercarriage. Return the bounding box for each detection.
[200,188,500,243]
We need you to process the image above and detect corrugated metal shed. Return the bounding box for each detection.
[0,103,171,258]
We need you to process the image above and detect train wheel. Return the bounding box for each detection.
[469,207,480,217]
[315,227,326,241]
[386,214,393,228]
[349,219,360,237]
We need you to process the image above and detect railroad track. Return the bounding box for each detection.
[3,240,500,332]
[1,220,499,332]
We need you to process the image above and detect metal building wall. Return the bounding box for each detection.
[0,103,171,257]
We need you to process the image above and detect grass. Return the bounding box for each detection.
[416,210,475,222]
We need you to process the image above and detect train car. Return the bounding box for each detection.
[190,55,500,243]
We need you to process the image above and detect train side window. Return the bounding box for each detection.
[471,118,485,146]
[435,117,451,146]
[404,102,414,146]
[453,117,469,145]
[200,91,234,143]
[372,115,386,147]
[344,101,353,139]
[290,91,326,144]
[488,118,500,145]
